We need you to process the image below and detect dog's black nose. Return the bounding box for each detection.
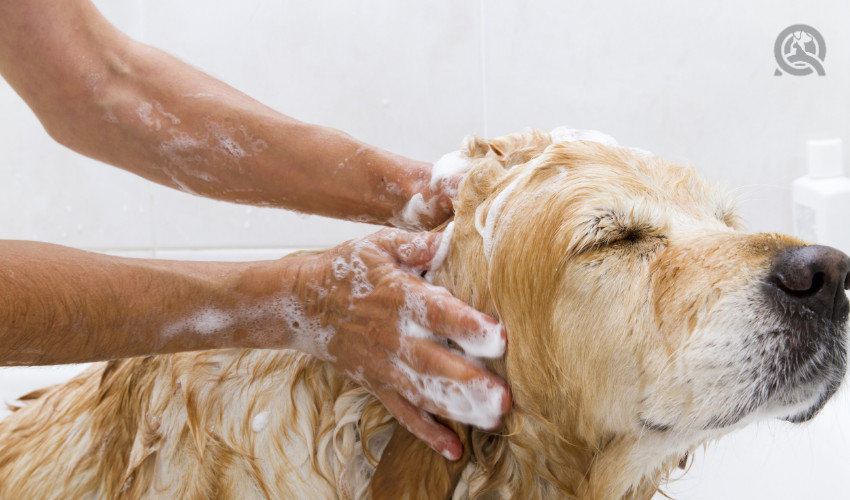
[772,245,850,321]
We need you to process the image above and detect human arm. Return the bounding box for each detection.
[0,230,509,459]
[0,0,455,230]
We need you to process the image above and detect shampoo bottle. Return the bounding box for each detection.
[792,138,850,255]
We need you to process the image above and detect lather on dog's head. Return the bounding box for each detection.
[373,129,849,499]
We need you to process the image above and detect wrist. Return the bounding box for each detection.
[219,254,311,351]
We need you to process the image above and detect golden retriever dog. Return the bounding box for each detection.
[1,128,847,499]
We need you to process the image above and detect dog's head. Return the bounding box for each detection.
[373,129,849,498]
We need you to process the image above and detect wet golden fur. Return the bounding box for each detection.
[0,130,830,499]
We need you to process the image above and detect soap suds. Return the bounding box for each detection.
[252,411,270,432]
[548,126,653,157]
[190,308,234,335]
[332,253,373,299]
[549,127,619,146]
[392,151,470,230]
[397,232,431,265]
[425,221,454,282]
[164,307,234,337]
[392,357,503,429]
[627,147,655,158]
[430,151,470,197]
[137,102,161,131]
[163,293,337,363]
[475,175,523,261]
[396,278,505,359]
[453,319,505,359]
[208,122,247,159]
[273,295,337,362]
[154,101,181,125]
[397,193,434,231]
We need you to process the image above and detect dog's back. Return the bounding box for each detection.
[0,350,396,499]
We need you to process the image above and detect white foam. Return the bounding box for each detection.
[430,151,470,197]
[391,150,469,230]
[627,146,655,158]
[385,182,403,196]
[549,127,619,147]
[163,307,233,337]
[398,286,428,329]
[398,318,435,340]
[396,276,504,359]
[275,295,337,362]
[154,101,181,125]
[237,125,269,154]
[475,175,522,261]
[215,134,247,158]
[393,357,503,429]
[549,127,654,157]
[451,320,505,359]
[164,293,339,362]
[158,131,204,164]
[426,221,455,281]
[397,193,434,231]
[136,102,161,131]
[190,308,233,335]
[397,233,431,264]
[252,410,270,432]
[332,253,373,299]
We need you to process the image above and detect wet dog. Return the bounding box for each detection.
[1,129,847,499]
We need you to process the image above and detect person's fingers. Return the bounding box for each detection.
[393,271,506,359]
[424,289,506,358]
[377,229,442,269]
[389,338,511,430]
[376,387,463,461]
[396,335,487,382]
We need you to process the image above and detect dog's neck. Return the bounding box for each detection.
[428,216,678,499]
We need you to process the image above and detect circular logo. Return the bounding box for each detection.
[774,24,826,76]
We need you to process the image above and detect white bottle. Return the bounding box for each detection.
[792,138,850,255]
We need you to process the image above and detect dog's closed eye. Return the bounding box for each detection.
[570,208,666,255]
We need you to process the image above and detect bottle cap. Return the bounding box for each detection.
[807,138,844,179]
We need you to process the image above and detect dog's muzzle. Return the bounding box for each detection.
[764,244,850,422]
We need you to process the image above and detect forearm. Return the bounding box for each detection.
[0,0,440,226]
[0,240,300,365]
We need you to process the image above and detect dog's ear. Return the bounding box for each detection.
[455,129,552,212]
[463,128,552,169]
[370,420,471,500]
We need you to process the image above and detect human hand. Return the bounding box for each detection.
[289,228,510,460]
[390,151,471,231]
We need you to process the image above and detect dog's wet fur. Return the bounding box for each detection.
[1,129,847,499]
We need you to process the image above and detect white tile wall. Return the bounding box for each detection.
[481,0,850,235]
[0,81,155,249]
[1,1,849,497]
[0,365,91,422]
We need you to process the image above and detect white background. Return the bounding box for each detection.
[1,1,849,498]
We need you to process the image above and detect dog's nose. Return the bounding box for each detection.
[772,245,850,321]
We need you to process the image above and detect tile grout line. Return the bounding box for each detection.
[149,184,159,259]
[479,0,489,138]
